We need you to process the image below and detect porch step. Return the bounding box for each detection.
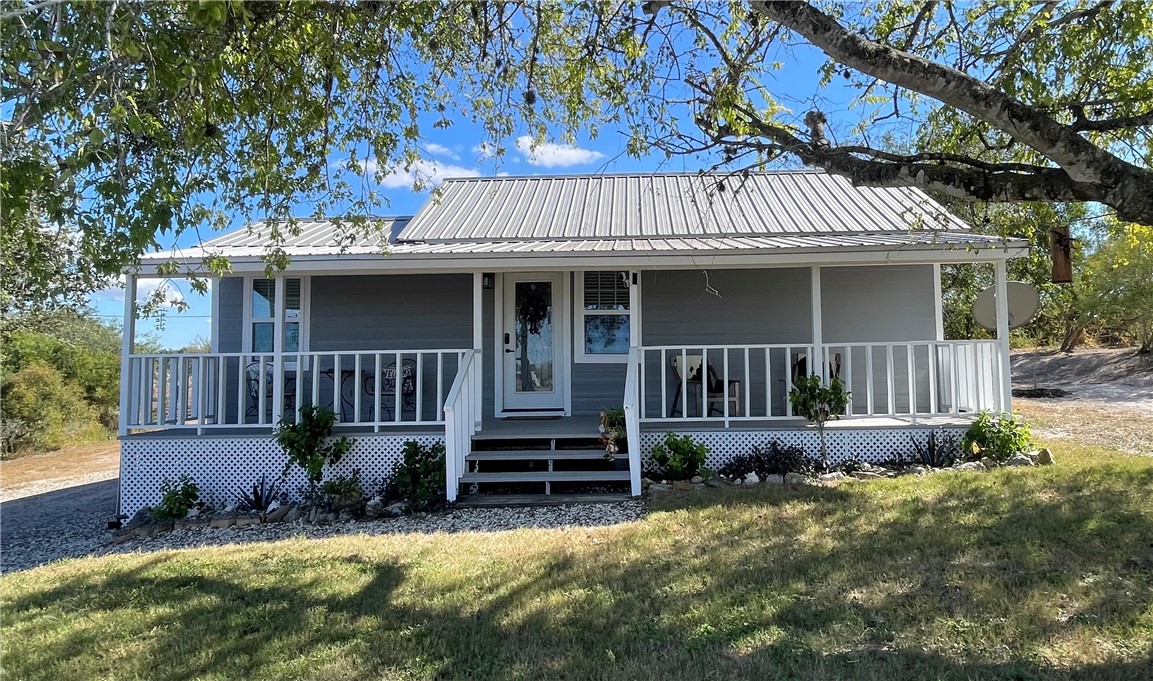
[465,449,607,462]
[455,493,634,508]
[459,470,631,484]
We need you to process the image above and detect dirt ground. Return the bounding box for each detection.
[0,441,120,501]
[1011,348,1153,455]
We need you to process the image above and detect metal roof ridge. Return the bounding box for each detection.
[435,169,828,183]
[396,228,982,245]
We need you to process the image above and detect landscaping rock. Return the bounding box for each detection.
[672,480,693,491]
[705,477,729,488]
[851,471,884,480]
[980,457,998,469]
[648,483,673,493]
[692,483,706,492]
[234,516,262,527]
[1005,454,1035,467]
[902,466,928,477]
[265,504,293,523]
[1036,448,1056,465]
[284,506,303,523]
[125,507,153,530]
[745,472,761,485]
[784,472,809,485]
[209,516,236,529]
[730,477,742,486]
[641,478,656,490]
[690,475,704,484]
[763,474,784,485]
[819,471,846,483]
[953,461,986,472]
[384,501,409,517]
[363,496,386,519]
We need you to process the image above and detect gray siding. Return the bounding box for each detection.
[820,265,936,343]
[217,277,245,353]
[310,274,472,350]
[640,268,811,417]
[821,265,937,413]
[641,268,812,346]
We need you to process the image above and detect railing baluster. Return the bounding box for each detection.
[354,354,363,424]
[743,346,751,419]
[784,347,794,418]
[865,345,874,416]
[844,347,853,416]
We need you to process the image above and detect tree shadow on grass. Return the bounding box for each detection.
[3,462,1153,680]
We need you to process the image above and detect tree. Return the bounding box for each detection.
[4,0,1151,295]
[1078,223,1153,353]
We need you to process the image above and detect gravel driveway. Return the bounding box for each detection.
[1,479,119,574]
[1,477,645,575]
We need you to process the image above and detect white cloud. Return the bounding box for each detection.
[515,135,605,168]
[96,276,207,308]
[423,142,459,160]
[362,158,481,189]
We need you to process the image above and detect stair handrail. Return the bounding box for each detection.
[623,346,642,496]
[443,349,480,503]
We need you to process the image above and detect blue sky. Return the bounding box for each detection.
[91,39,876,349]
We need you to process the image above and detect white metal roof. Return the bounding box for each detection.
[202,217,410,250]
[137,172,1027,270]
[398,171,973,242]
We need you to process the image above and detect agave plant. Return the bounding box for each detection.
[234,476,282,515]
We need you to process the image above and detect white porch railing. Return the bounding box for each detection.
[443,349,481,503]
[638,340,1002,425]
[121,349,470,434]
[622,347,643,496]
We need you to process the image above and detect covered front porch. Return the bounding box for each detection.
[118,257,1016,509]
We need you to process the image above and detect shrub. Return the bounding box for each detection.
[153,475,199,520]
[911,429,961,468]
[789,374,851,470]
[651,432,708,480]
[386,440,447,512]
[963,411,1033,462]
[0,361,98,456]
[718,440,818,479]
[234,476,283,515]
[323,469,366,514]
[275,405,353,484]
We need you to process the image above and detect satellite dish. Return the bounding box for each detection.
[971,282,1040,331]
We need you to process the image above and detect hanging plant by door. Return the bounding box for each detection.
[517,283,551,334]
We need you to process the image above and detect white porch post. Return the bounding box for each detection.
[932,263,945,342]
[810,266,824,382]
[994,260,1012,412]
[271,276,285,423]
[118,274,137,437]
[472,272,483,429]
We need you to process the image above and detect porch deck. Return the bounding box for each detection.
[121,413,975,440]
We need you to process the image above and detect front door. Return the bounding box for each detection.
[502,273,567,412]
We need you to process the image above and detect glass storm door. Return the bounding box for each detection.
[502,273,566,412]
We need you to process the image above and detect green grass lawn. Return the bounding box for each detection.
[3,440,1152,681]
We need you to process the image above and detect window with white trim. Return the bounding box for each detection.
[576,271,630,362]
[245,277,308,355]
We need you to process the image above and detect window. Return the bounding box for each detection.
[576,271,631,362]
[245,277,307,356]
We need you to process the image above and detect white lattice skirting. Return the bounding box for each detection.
[119,434,443,518]
[638,427,968,471]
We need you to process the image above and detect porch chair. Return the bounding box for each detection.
[244,361,297,421]
[364,359,418,420]
[667,354,742,418]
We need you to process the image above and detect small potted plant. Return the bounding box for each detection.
[599,407,629,469]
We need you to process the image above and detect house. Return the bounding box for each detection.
[118,171,1027,515]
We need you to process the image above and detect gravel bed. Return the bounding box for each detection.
[1,469,119,502]
[1,500,646,575]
